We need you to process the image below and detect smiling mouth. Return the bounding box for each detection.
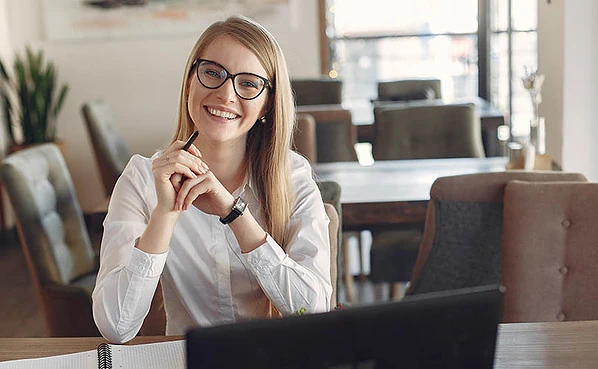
[206,106,240,120]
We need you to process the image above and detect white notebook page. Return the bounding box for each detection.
[0,340,185,369]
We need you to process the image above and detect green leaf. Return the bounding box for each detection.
[1,96,15,143]
[53,84,68,117]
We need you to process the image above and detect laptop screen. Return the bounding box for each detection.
[186,285,503,369]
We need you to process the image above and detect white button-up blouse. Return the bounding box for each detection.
[92,151,332,343]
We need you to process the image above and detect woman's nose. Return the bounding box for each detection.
[215,78,237,102]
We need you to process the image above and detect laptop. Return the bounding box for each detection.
[186,285,503,369]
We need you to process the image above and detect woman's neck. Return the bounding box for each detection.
[197,138,248,193]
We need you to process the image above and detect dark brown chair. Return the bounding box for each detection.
[291,78,343,106]
[502,181,598,322]
[406,172,588,297]
[296,105,358,163]
[82,101,132,197]
[293,114,317,163]
[376,78,442,102]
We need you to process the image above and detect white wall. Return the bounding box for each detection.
[539,0,598,180]
[3,0,321,211]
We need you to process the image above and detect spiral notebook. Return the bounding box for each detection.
[0,340,185,369]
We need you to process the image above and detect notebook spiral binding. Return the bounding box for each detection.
[97,343,113,369]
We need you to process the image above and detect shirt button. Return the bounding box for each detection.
[559,266,568,275]
[138,265,144,272]
[561,219,572,228]
[556,312,566,321]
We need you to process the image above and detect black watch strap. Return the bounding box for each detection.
[219,196,247,225]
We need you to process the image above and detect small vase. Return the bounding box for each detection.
[530,117,546,155]
[522,142,536,171]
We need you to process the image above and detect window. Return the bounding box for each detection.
[324,0,537,137]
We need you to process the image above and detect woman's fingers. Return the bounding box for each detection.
[170,173,183,191]
[174,175,213,211]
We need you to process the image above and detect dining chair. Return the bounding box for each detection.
[0,143,165,337]
[370,103,485,299]
[501,181,598,322]
[317,181,342,306]
[295,105,358,163]
[293,113,317,163]
[406,171,588,297]
[0,143,100,337]
[376,78,442,102]
[81,100,132,197]
[291,77,343,106]
[373,103,485,160]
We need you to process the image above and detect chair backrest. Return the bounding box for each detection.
[373,103,485,160]
[81,101,132,197]
[0,143,100,336]
[0,143,96,287]
[377,78,442,101]
[291,78,343,106]
[323,203,339,308]
[317,181,342,307]
[407,171,588,296]
[293,113,317,163]
[296,105,357,162]
[502,181,598,322]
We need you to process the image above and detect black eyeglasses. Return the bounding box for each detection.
[192,59,273,100]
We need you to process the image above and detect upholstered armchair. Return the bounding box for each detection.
[291,77,343,106]
[82,101,132,197]
[0,144,100,336]
[406,172,587,297]
[293,114,317,163]
[502,181,598,322]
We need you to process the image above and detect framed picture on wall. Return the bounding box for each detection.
[42,0,288,42]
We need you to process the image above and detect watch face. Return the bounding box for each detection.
[233,197,247,213]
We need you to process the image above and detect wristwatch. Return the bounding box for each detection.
[219,196,247,225]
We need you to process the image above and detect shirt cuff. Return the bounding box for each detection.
[126,246,168,278]
[243,234,286,276]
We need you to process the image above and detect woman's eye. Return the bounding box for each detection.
[241,80,258,89]
[205,70,222,78]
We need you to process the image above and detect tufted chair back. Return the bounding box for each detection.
[0,143,99,336]
[373,103,485,160]
[407,171,588,297]
[82,101,132,197]
[502,181,598,322]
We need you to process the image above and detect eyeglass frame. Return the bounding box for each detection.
[191,58,274,101]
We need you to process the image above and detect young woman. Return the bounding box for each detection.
[92,16,332,343]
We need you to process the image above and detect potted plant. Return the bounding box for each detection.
[0,46,69,153]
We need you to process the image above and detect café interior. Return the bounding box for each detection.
[0,0,597,367]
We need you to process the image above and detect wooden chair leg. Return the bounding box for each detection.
[342,236,354,303]
[357,233,366,280]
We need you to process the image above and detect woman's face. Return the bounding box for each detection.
[187,35,270,148]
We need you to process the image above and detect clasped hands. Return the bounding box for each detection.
[151,140,234,218]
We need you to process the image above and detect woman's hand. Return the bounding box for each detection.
[174,171,236,219]
[151,141,209,214]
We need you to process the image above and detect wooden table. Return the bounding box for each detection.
[2,321,597,367]
[314,157,509,231]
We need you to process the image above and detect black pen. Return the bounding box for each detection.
[182,131,199,151]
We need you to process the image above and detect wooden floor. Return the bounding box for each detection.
[0,231,46,337]
[0,228,388,337]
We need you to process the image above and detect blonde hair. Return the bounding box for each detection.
[172,16,295,249]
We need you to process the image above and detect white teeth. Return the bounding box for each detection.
[207,107,238,120]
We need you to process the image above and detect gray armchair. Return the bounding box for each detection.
[0,144,100,336]
[82,101,132,197]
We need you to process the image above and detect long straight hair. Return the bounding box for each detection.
[172,16,295,249]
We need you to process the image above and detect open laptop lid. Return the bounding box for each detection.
[186,285,503,369]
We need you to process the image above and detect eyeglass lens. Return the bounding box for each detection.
[197,60,266,100]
